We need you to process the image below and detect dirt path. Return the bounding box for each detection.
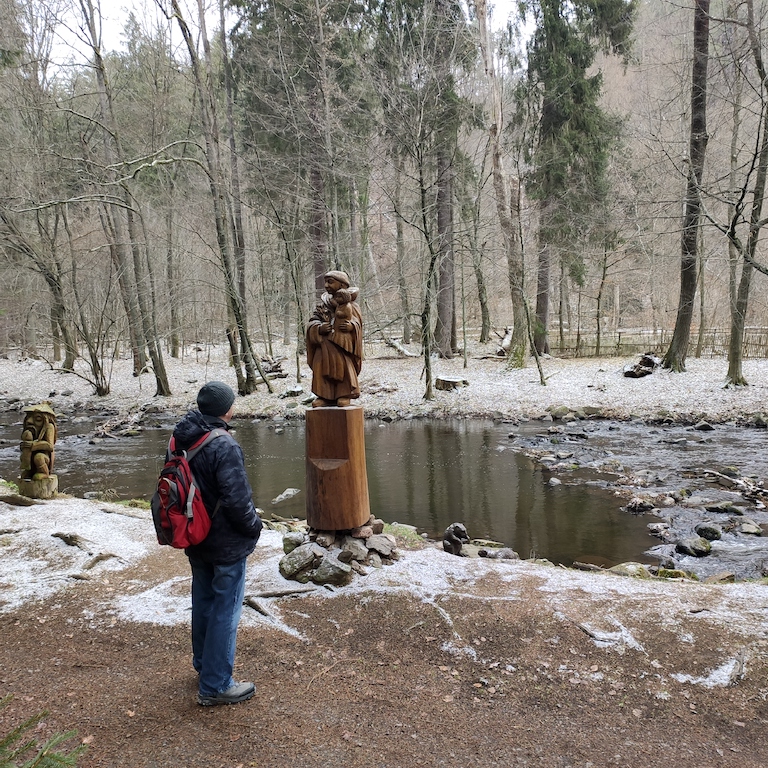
[3,542,768,768]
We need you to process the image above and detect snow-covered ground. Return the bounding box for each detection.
[2,495,768,690]
[2,343,768,423]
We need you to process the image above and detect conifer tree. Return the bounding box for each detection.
[520,0,635,354]
[0,696,85,767]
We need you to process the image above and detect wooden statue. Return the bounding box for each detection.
[19,403,58,499]
[304,270,370,532]
[306,271,363,408]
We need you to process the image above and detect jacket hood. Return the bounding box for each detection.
[172,410,228,450]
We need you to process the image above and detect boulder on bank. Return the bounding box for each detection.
[311,554,353,587]
[278,542,326,580]
[695,522,722,541]
[478,547,519,560]
[739,519,763,536]
[607,562,652,579]
[282,531,306,554]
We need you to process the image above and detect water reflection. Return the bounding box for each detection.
[0,415,653,567]
[363,420,652,567]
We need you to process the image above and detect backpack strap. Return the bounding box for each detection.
[168,427,230,459]
[169,428,231,518]
[185,428,230,461]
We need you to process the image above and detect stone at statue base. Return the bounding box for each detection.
[19,475,58,500]
[306,406,370,531]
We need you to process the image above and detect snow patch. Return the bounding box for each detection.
[0,498,151,612]
[117,577,190,626]
[671,658,744,688]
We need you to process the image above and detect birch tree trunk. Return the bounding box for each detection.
[476,0,528,364]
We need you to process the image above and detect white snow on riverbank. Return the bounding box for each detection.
[1,344,768,423]
[3,495,768,658]
[0,497,152,612]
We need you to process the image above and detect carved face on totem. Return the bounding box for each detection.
[23,410,49,437]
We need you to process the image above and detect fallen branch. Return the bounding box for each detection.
[562,614,600,640]
[572,561,603,572]
[52,532,92,552]
[244,595,275,619]
[306,658,362,691]
[270,513,301,523]
[250,587,317,599]
[99,505,147,519]
[383,337,419,357]
[251,372,288,387]
[83,552,119,570]
[0,494,36,507]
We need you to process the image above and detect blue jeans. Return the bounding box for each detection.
[189,556,247,696]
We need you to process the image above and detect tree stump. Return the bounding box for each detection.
[434,376,469,392]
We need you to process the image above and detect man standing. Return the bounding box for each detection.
[171,381,262,706]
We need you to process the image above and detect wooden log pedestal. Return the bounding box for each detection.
[19,475,58,500]
[305,406,370,531]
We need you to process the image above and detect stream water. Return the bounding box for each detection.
[0,413,658,568]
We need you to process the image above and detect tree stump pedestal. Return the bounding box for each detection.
[19,475,58,500]
[305,406,370,531]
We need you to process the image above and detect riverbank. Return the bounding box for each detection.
[3,342,768,424]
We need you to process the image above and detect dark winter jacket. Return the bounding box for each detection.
[171,410,262,564]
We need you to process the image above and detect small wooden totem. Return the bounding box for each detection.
[19,402,58,499]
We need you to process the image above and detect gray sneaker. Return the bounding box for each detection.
[197,681,255,706]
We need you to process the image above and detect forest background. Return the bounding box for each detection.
[1,0,767,401]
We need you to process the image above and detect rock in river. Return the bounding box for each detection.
[694,522,722,541]
[676,537,712,557]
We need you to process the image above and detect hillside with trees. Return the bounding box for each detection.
[1,0,768,397]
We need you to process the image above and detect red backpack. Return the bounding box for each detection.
[151,428,228,548]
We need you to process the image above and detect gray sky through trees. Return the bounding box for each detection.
[51,0,519,60]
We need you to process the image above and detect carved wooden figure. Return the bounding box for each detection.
[19,403,58,499]
[306,271,363,408]
[305,271,370,532]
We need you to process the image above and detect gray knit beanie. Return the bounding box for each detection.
[197,381,235,417]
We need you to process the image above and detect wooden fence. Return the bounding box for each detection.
[551,328,768,358]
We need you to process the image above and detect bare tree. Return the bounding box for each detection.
[476,0,527,364]
[719,0,768,384]
[75,0,172,395]
[159,0,271,394]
